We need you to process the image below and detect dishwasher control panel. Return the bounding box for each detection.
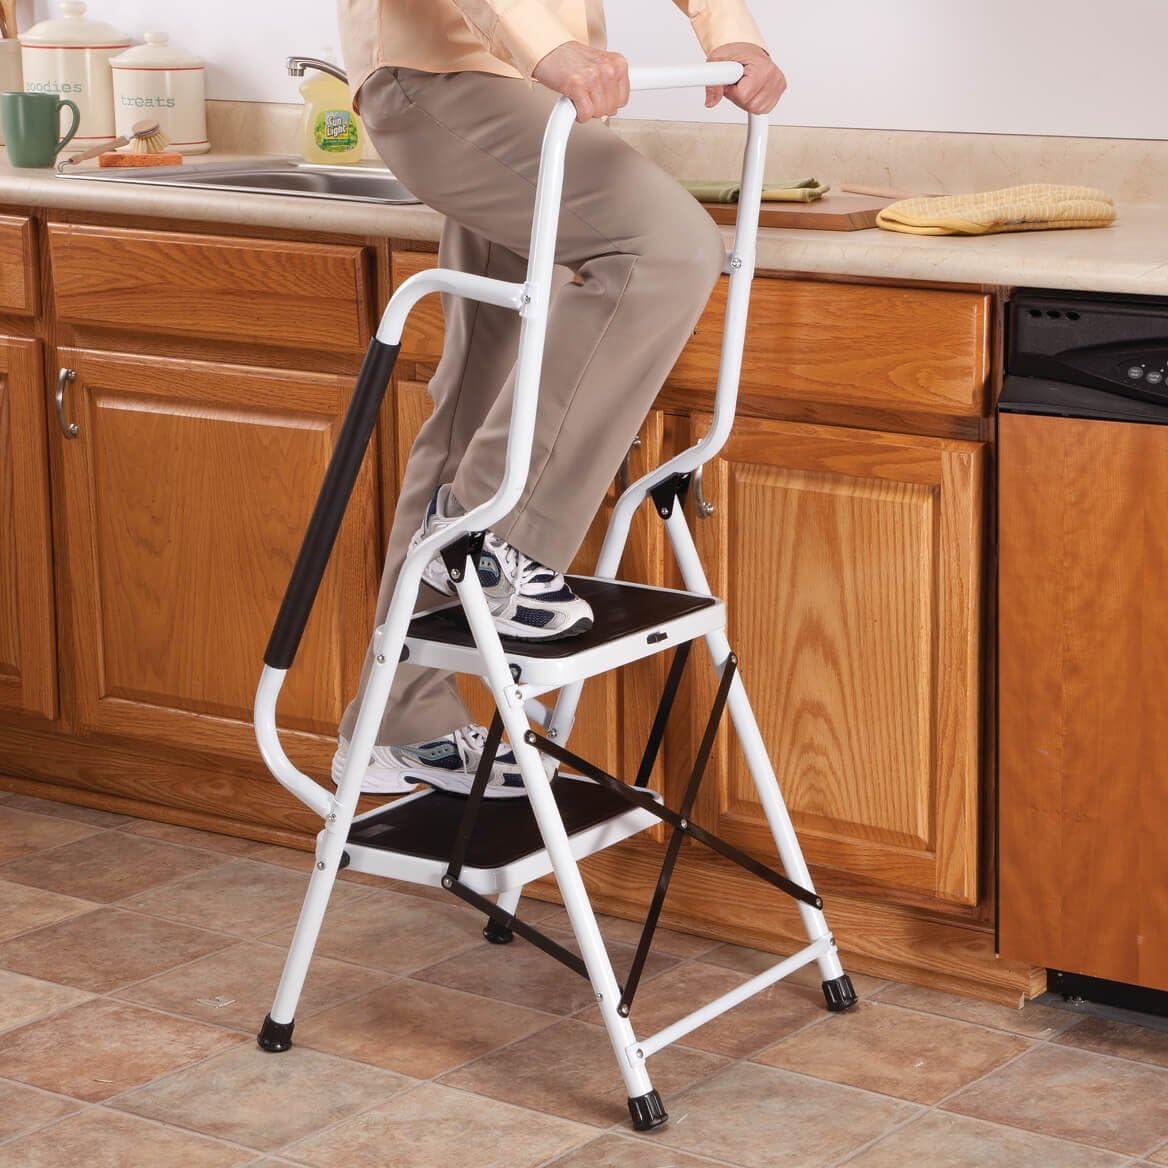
[1009,291,1168,406]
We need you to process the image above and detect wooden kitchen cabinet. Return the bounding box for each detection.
[0,337,55,720]
[53,348,381,775]
[691,414,986,906]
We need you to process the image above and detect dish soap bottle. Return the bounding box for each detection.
[298,49,362,165]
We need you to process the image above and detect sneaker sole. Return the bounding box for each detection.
[496,616,594,643]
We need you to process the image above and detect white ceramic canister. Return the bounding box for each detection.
[19,1,130,152]
[110,32,208,154]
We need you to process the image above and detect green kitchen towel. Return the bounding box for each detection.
[681,178,830,204]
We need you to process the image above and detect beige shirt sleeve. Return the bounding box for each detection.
[672,0,768,54]
[450,0,577,79]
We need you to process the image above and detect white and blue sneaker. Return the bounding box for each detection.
[332,723,526,798]
[411,485,594,641]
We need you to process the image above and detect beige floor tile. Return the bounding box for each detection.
[550,1133,729,1166]
[658,1061,917,1168]
[297,978,557,1077]
[440,1017,727,1128]
[1,795,131,828]
[115,941,390,1033]
[112,1043,412,1152]
[1056,1015,1168,1068]
[0,1107,257,1167]
[755,1001,1029,1105]
[0,878,93,942]
[943,1043,1168,1156]
[874,982,1074,1038]
[121,860,368,938]
[701,942,887,997]
[0,970,91,1033]
[0,807,105,863]
[0,999,242,1102]
[290,1081,593,1168]
[120,820,275,857]
[263,889,484,974]
[539,909,721,958]
[845,1111,1131,1168]
[0,907,233,992]
[0,831,227,902]
[416,927,677,1015]
[579,960,823,1057]
[0,1078,81,1141]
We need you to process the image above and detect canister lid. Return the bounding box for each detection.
[20,1,132,48]
[111,32,203,69]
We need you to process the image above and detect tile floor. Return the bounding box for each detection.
[0,789,1166,1167]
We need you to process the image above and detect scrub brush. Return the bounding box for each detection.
[56,120,181,171]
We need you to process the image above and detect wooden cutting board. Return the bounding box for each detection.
[702,192,895,232]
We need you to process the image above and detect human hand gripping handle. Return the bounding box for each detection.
[533,42,631,123]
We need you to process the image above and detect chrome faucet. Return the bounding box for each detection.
[286,56,349,85]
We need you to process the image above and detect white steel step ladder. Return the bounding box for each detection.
[253,63,856,1133]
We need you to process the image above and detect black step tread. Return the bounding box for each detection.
[347,777,640,868]
[407,576,717,658]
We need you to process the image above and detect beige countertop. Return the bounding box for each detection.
[5,153,1167,297]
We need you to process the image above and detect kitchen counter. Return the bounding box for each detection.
[3,152,1165,297]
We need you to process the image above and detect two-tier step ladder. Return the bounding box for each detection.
[253,62,856,1132]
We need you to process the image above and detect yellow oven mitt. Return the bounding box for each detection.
[877,184,1116,236]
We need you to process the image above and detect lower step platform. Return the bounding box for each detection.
[340,776,660,895]
[402,576,724,690]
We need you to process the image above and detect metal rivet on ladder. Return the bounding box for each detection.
[679,818,688,830]
[524,731,538,745]
[451,569,463,581]
[375,654,386,665]
[316,861,325,870]
[618,1004,630,1017]
[441,876,453,889]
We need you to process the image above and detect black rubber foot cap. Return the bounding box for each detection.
[628,1089,668,1132]
[257,1014,294,1052]
[483,918,514,945]
[822,974,858,1013]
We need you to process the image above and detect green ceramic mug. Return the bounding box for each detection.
[1,91,81,168]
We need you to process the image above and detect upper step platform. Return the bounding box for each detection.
[402,576,725,688]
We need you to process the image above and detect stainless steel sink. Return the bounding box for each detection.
[55,158,421,206]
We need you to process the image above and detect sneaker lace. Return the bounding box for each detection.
[498,542,557,594]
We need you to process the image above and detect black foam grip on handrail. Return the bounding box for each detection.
[264,339,400,670]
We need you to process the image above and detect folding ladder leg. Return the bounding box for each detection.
[453,564,668,1130]
[663,508,855,1005]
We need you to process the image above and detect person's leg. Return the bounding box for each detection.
[337,216,530,747]
[348,66,724,748]
[379,67,727,572]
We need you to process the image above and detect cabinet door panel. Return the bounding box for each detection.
[693,415,984,905]
[57,350,380,772]
[393,380,668,784]
[0,337,55,719]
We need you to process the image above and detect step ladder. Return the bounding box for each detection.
[253,63,856,1133]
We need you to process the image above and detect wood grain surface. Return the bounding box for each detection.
[998,413,1168,991]
[693,414,986,905]
[0,215,37,315]
[48,223,373,352]
[54,349,381,770]
[393,251,990,417]
[701,193,894,232]
[0,336,55,719]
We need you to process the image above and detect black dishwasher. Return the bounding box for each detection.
[998,290,1168,1012]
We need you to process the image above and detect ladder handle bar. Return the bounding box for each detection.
[256,60,757,819]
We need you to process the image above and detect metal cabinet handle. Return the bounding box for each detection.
[617,434,643,492]
[693,465,716,518]
[55,368,79,438]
